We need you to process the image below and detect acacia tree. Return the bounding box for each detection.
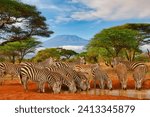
[0,0,53,46]
[88,28,139,60]
[111,23,150,45]
[0,38,41,63]
[111,23,150,61]
[58,48,77,59]
[32,48,61,62]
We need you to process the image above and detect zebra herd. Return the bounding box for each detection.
[111,57,148,90]
[0,58,90,93]
[0,57,149,94]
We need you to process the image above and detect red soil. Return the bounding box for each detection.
[0,76,150,100]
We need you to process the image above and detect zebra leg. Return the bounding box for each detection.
[93,79,97,89]
[0,72,5,85]
[22,77,28,92]
[134,81,137,90]
[11,75,14,80]
[42,83,45,93]
[19,74,24,85]
[36,81,45,93]
[37,82,41,93]
[100,79,105,89]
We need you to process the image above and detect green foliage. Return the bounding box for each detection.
[0,38,41,63]
[0,0,53,46]
[32,48,78,62]
[77,52,87,57]
[32,48,60,62]
[87,27,140,62]
[59,48,78,59]
[111,23,150,45]
[134,54,150,62]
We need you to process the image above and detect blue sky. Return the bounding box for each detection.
[21,0,150,41]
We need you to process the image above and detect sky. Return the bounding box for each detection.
[20,0,150,40]
[20,0,150,53]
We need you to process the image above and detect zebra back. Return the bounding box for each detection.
[111,57,146,71]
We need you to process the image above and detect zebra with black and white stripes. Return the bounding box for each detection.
[0,62,5,84]
[0,62,21,83]
[63,67,87,91]
[91,64,112,90]
[47,61,88,91]
[113,63,128,90]
[0,70,5,85]
[133,64,148,90]
[20,62,62,93]
[76,71,90,90]
[111,57,148,90]
[45,66,77,93]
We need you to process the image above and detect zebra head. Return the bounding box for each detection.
[79,57,86,64]
[69,81,77,93]
[121,82,127,90]
[135,79,142,90]
[120,79,127,90]
[107,79,112,90]
[86,80,90,90]
[52,82,61,94]
[111,57,122,68]
[80,80,87,91]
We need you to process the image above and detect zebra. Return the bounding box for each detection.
[114,63,128,90]
[76,71,90,90]
[79,57,86,64]
[111,57,148,90]
[36,57,55,68]
[22,57,55,69]
[46,61,88,91]
[0,62,21,82]
[7,64,21,80]
[45,66,77,93]
[133,65,148,90]
[0,62,5,84]
[64,67,87,91]
[73,64,94,83]
[21,62,77,93]
[20,62,62,93]
[0,70,5,85]
[91,64,112,90]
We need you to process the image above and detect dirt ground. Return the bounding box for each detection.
[0,63,150,100]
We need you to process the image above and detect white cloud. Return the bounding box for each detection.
[140,45,150,52]
[55,16,72,24]
[59,45,85,53]
[70,0,150,21]
[21,0,150,23]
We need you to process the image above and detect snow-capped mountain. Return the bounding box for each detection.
[43,35,89,47]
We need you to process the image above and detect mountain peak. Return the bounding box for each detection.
[43,35,89,48]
